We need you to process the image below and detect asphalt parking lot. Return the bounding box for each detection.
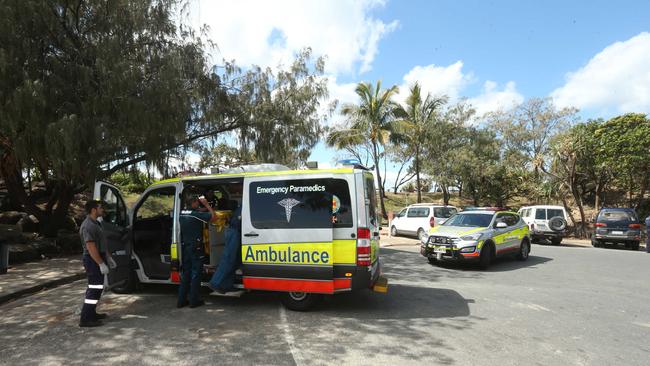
[0,242,648,366]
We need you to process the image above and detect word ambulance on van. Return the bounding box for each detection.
[94,162,387,310]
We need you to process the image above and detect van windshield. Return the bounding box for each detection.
[443,213,493,227]
[434,207,457,218]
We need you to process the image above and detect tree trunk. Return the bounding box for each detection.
[442,185,450,206]
[415,146,421,203]
[372,142,387,219]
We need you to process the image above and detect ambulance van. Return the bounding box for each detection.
[94,163,386,310]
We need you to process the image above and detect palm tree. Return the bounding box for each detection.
[393,83,448,202]
[327,80,399,219]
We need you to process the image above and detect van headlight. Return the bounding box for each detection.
[460,246,476,253]
[460,233,483,241]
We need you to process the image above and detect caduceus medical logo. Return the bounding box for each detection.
[277,198,301,222]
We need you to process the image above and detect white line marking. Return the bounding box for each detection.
[279,304,306,366]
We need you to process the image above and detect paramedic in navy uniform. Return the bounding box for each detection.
[178,195,216,308]
[78,200,117,327]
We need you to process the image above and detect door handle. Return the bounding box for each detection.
[244,232,259,237]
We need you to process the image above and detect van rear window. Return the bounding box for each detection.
[250,178,352,229]
[434,207,457,218]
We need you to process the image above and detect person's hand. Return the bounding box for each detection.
[107,256,117,269]
[99,262,110,275]
[199,196,209,206]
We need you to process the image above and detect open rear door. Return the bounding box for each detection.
[93,181,132,290]
[241,175,335,293]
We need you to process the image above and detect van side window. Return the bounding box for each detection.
[535,209,546,220]
[407,207,429,218]
[250,179,337,229]
[364,176,378,226]
[329,179,353,228]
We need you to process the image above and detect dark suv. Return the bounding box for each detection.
[591,208,641,250]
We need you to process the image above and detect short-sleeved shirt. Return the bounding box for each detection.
[79,216,106,255]
[180,210,212,245]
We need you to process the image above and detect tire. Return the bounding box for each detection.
[390,226,398,237]
[417,228,427,242]
[280,292,322,311]
[427,257,437,265]
[479,242,493,270]
[517,239,530,261]
[592,239,602,248]
[548,217,567,232]
[111,270,139,294]
[631,241,640,251]
[551,238,562,246]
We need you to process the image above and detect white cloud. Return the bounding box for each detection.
[469,80,524,116]
[397,62,522,117]
[551,32,650,114]
[192,0,398,75]
[398,61,473,103]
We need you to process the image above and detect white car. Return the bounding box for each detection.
[517,205,569,245]
[390,204,458,241]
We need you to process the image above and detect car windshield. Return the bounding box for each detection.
[598,210,637,222]
[442,213,493,227]
[434,207,457,218]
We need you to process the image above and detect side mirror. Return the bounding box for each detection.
[496,222,507,229]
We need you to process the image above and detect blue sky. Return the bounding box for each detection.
[191,0,650,184]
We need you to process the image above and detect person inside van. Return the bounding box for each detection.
[208,197,244,297]
[178,194,216,308]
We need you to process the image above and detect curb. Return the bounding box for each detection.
[0,272,86,305]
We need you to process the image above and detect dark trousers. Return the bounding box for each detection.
[80,254,105,322]
[178,243,203,306]
[209,227,241,292]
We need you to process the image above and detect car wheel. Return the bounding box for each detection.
[592,239,602,248]
[427,257,437,265]
[551,238,562,246]
[517,239,530,261]
[631,241,640,251]
[390,225,398,237]
[417,228,427,242]
[280,292,322,311]
[479,243,493,270]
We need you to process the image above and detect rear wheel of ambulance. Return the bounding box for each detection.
[280,292,322,311]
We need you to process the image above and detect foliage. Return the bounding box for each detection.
[392,83,447,202]
[326,80,400,218]
[594,113,650,207]
[109,171,154,194]
[218,48,329,168]
[0,0,328,235]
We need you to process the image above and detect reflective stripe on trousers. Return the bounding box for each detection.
[81,254,105,322]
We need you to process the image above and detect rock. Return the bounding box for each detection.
[17,214,39,233]
[0,211,27,225]
[56,230,82,254]
[7,237,58,264]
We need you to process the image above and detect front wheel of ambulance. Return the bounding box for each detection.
[281,292,322,311]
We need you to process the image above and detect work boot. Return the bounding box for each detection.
[189,300,205,308]
[79,320,103,328]
[95,313,108,320]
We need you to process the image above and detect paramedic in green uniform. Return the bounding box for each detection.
[177,195,215,308]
